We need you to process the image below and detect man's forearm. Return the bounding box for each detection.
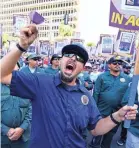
[92,104,138,136]
[0,47,23,78]
[91,112,120,136]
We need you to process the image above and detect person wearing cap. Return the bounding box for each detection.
[89,56,131,148]
[78,62,93,91]
[20,54,44,74]
[1,63,32,148]
[123,64,131,75]
[0,25,137,148]
[121,86,139,148]
[44,54,61,75]
[116,63,132,146]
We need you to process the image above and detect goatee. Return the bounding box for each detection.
[60,72,75,83]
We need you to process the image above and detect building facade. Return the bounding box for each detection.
[0,0,80,41]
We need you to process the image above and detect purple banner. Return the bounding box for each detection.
[109,0,139,30]
[13,15,28,36]
[116,29,136,54]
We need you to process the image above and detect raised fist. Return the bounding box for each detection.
[19,24,38,50]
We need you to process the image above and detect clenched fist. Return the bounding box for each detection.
[19,24,38,50]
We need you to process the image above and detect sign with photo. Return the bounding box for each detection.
[27,43,36,54]
[99,34,114,54]
[13,15,28,36]
[116,29,136,54]
[55,40,69,54]
[124,0,139,8]
[40,41,50,55]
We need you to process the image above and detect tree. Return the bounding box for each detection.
[59,21,73,37]
[86,42,96,47]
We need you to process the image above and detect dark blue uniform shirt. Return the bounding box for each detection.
[10,71,101,148]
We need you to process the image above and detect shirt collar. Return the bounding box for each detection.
[54,73,87,93]
[107,71,124,77]
[54,73,62,86]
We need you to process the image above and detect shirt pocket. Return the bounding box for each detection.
[1,97,12,111]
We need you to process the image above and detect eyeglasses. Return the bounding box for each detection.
[112,61,122,65]
[63,53,84,63]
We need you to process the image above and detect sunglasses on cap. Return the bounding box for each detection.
[63,53,84,63]
[112,61,122,65]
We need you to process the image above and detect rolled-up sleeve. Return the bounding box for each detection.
[10,71,38,100]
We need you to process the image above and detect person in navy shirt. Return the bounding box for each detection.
[0,24,138,148]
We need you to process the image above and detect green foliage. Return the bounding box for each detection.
[59,21,73,37]
[86,42,96,47]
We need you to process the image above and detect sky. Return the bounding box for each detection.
[78,0,118,43]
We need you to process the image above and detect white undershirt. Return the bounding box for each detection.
[29,67,36,73]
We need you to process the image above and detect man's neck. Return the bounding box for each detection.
[29,65,36,69]
[52,65,59,69]
[62,79,77,86]
[110,70,120,77]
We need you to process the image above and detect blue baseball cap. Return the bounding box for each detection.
[62,44,89,64]
[108,56,123,64]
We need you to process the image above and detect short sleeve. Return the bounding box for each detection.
[87,97,102,130]
[10,71,38,100]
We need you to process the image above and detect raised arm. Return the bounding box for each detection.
[0,24,38,84]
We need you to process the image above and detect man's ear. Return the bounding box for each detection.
[81,65,85,72]
[108,64,111,69]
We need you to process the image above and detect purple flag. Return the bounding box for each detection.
[29,11,44,24]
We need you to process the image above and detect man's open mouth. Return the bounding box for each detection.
[64,63,76,75]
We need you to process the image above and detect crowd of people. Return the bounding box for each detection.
[0,24,139,148]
